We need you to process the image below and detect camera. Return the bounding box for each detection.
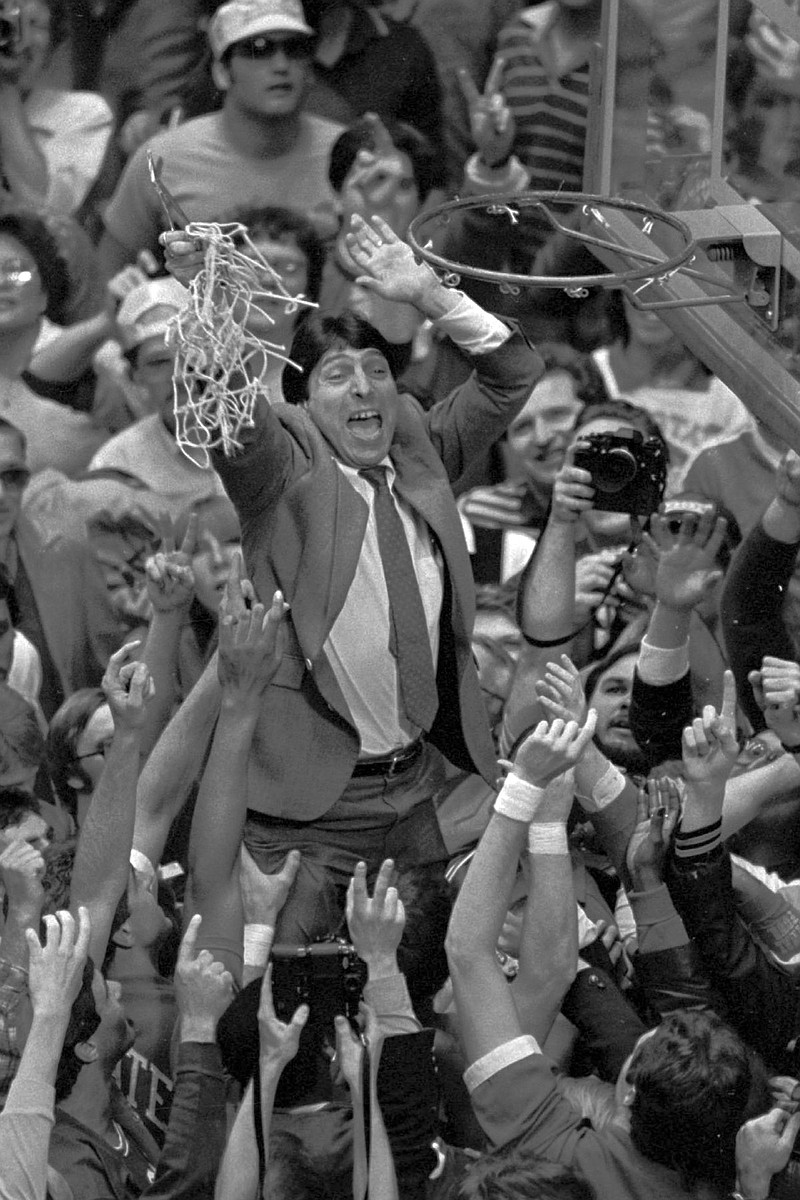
[572,426,667,516]
[0,3,22,56]
[270,940,367,1031]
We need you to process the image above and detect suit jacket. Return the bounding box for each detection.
[213,326,541,820]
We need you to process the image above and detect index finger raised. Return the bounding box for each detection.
[178,912,202,965]
[484,53,506,97]
[363,111,395,157]
[457,66,481,106]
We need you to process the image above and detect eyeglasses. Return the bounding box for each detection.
[0,258,35,287]
[0,468,29,489]
[231,34,313,60]
[0,468,30,490]
[75,740,113,762]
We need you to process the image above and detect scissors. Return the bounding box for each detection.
[147,151,191,230]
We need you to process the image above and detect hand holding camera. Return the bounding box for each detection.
[571,427,667,517]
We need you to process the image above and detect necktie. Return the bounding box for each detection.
[360,466,439,732]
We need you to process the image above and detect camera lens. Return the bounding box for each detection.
[593,447,637,493]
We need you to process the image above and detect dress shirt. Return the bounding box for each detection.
[325,458,443,756]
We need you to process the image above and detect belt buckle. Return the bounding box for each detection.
[387,748,406,777]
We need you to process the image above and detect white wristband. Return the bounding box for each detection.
[590,762,626,812]
[527,823,569,855]
[243,923,274,968]
[494,774,546,823]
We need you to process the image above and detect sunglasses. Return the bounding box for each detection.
[0,468,30,489]
[231,34,313,60]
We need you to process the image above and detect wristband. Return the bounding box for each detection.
[527,823,569,855]
[243,923,274,968]
[494,773,546,823]
[577,761,625,812]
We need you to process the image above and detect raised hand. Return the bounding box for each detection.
[625,776,681,888]
[239,846,301,927]
[550,451,595,525]
[0,840,45,913]
[681,670,739,789]
[458,54,514,167]
[750,656,800,749]
[776,449,800,509]
[175,913,235,1040]
[339,114,417,237]
[217,588,289,700]
[648,508,727,612]
[574,549,623,621]
[514,710,598,789]
[343,213,441,308]
[218,549,256,624]
[535,653,588,725]
[459,481,531,530]
[346,859,405,973]
[102,642,155,731]
[735,1108,800,1200]
[25,907,91,1020]
[258,962,308,1067]
[159,229,206,289]
[145,511,197,614]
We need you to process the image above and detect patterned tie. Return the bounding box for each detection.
[360,466,439,732]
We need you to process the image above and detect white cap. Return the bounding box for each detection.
[209,0,314,60]
[116,277,188,351]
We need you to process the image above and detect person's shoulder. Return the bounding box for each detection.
[139,112,222,158]
[301,111,347,146]
[25,87,113,128]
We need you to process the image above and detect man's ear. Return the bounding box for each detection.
[111,921,134,950]
[74,1039,99,1065]
[211,58,231,93]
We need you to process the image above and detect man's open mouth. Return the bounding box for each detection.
[348,410,382,440]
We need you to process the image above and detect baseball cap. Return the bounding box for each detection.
[209,0,314,60]
[116,277,188,351]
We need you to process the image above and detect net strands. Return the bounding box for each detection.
[167,221,317,465]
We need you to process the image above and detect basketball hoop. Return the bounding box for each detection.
[406,191,744,311]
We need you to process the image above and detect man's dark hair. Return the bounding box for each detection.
[45,688,105,817]
[283,311,403,406]
[54,957,101,1102]
[536,342,611,411]
[232,205,326,305]
[0,212,70,325]
[395,866,452,1019]
[0,787,41,833]
[574,399,669,463]
[328,118,446,203]
[627,1010,771,1193]
[459,1148,597,1200]
[265,1131,330,1200]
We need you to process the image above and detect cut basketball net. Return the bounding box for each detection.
[147,151,316,465]
[167,221,315,464]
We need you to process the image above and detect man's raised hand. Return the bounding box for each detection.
[458,54,514,168]
[649,508,727,612]
[239,846,301,928]
[0,840,45,914]
[26,907,91,1020]
[217,581,289,701]
[682,669,739,789]
[258,962,308,1068]
[535,654,588,725]
[750,656,800,749]
[514,710,598,788]
[550,450,595,525]
[346,858,405,975]
[145,511,197,615]
[625,776,681,889]
[102,642,155,731]
[343,213,441,308]
[175,913,235,1041]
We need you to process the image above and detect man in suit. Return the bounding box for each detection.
[172,213,544,937]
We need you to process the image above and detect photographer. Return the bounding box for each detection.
[0,0,113,216]
[501,402,668,759]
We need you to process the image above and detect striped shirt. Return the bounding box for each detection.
[497,4,591,194]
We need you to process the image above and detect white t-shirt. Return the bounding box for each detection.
[89,413,226,504]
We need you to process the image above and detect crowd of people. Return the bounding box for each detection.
[4,0,800,1198]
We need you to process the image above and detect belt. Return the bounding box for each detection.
[352,738,424,778]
